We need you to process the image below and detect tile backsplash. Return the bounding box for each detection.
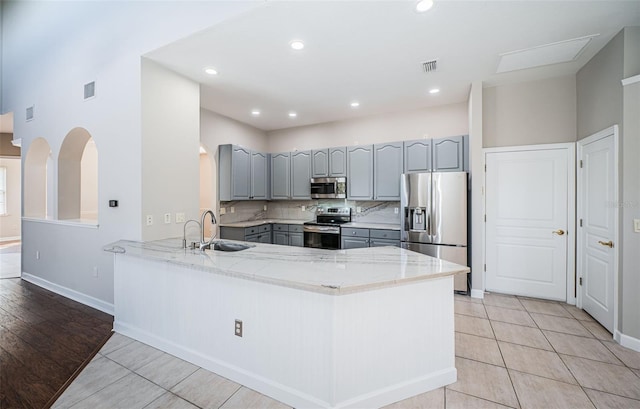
[219,200,401,225]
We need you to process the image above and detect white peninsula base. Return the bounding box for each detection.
[110,240,463,409]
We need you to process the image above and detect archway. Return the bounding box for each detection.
[58,128,98,221]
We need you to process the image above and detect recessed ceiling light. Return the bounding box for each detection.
[204,67,218,75]
[350,101,360,108]
[415,0,434,12]
[288,112,297,118]
[251,110,261,116]
[290,40,305,50]
[429,88,440,94]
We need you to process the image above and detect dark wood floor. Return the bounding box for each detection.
[0,278,113,409]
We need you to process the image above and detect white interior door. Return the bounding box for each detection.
[577,127,618,333]
[485,146,573,301]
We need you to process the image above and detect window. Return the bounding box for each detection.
[0,167,6,215]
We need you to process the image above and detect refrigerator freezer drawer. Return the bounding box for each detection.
[401,242,468,292]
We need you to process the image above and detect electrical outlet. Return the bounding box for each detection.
[164,213,171,224]
[301,205,306,212]
[146,215,153,226]
[263,205,267,211]
[36,250,40,260]
[356,206,362,213]
[235,319,243,337]
[230,207,235,213]
[93,266,98,277]
[634,219,640,233]
[175,213,185,223]
[394,207,399,214]
[220,207,226,215]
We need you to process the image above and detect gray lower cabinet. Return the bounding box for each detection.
[273,230,289,245]
[220,225,271,243]
[289,232,303,247]
[271,152,291,199]
[291,150,311,199]
[347,145,374,200]
[374,142,403,200]
[341,227,400,248]
[272,224,304,247]
[341,237,369,249]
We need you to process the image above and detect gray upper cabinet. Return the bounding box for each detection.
[404,139,432,173]
[291,151,311,199]
[374,142,403,200]
[433,136,464,172]
[312,147,347,177]
[250,151,268,199]
[311,149,328,178]
[271,152,291,199]
[347,145,374,200]
[219,144,267,201]
[329,147,347,177]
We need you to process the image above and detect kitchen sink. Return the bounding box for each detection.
[212,242,252,252]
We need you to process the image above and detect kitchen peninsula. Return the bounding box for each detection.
[105,239,469,409]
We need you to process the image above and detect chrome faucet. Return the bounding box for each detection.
[199,209,217,250]
[182,219,202,249]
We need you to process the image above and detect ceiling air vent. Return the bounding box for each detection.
[422,59,438,73]
[26,106,34,121]
[84,81,96,100]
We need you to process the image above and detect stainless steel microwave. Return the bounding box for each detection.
[310,177,346,199]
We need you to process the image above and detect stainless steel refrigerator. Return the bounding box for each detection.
[401,172,468,292]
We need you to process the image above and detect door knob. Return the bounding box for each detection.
[598,240,614,248]
[552,229,565,236]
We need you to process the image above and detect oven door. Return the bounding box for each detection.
[303,225,341,249]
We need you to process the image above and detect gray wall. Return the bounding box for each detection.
[577,31,624,140]
[483,75,577,147]
[577,27,640,340]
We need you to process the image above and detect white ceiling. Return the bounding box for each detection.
[146,1,640,132]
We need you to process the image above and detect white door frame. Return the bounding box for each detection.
[576,125,619,333]
[483,143,576,304]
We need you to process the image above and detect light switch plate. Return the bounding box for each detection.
[634,219,640,233]
[175,213,185,223]
[356,207,362,213]
[220,207,226,215]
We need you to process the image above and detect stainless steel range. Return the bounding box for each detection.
[303,207,352,249]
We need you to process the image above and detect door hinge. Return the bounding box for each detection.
[484,164,487,172]
[484,263,486,272]
[579,219,583,227]
[484,214,486,222]
[579,277,583,286]
[579,160,583,168]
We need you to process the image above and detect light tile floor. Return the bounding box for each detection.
[53,293,640,408]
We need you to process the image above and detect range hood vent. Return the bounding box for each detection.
[422,59,438,73]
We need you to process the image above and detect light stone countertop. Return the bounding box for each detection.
[341,222,401,231]
[105,238,468,295]
[219,219,312,228]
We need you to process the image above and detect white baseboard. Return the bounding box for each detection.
[0,236,20,243]
[470,289,485,299]
[614,330,640,353]
[21,273,114,316]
